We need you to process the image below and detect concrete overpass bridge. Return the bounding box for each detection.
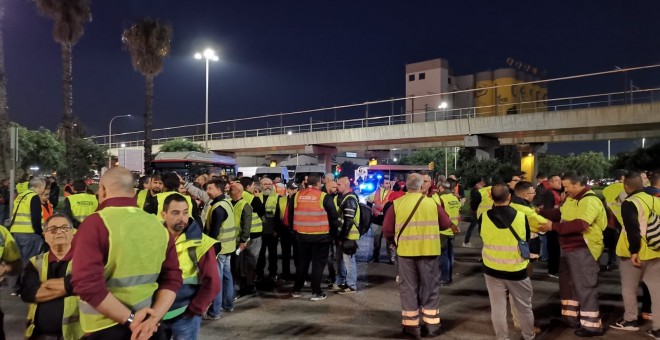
[92,66,660,175]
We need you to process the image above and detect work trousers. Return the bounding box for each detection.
[397,256,441,333]
[546,231,560,275]
[619,258,660,330]
[293,239,330,295]
[280,230,298,280]
[463,219,478,244]
[257,233,279,278]
[558,248,602,332]
[238,237,262,292]
[83,324,163,340]
[371,223,394,261]
[484,274,535,340]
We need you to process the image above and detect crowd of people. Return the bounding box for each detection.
[0,165,658,340]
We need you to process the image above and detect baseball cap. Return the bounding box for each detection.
[286,182,299,190]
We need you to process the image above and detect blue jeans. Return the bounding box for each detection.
[164,314,202,340]
[439,236,454,282]
[540,234,549,261]
[335,244,357,290]
[208,254,233,317]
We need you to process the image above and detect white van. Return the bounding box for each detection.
[255,166,289,182]
[294,165,326,184]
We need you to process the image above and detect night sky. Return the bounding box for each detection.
[4,0,659,155]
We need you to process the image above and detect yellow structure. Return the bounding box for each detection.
[475,71,495,116]
[494,68,519,116]
[520,153,536,183]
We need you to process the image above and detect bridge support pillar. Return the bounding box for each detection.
[305,145,337,174]
[465,135,499,160]
[517,143,546,183]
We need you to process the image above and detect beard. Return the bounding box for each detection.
[263,188,272,196]
[172,222,186,233]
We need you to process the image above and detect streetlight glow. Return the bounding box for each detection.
[120,143,126,148]
[194,47,220,151]
[438,102,448,109]
[287,131,293,135]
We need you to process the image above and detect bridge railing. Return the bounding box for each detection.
[92,65,660,149]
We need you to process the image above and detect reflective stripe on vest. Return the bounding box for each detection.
[509,202,548,234]
[79,207,169,333]
[293,189,329,235]
[393,193,441,256]
[25,252,83,340]
[560,190,607,261]
[67,193,99,223]
[616,193,660,260]
[136,190,149,209]
[207,199,237,255]
[233,199,263,234]
[262,194,280,235]
[156,192,193,221]
[164,231,217,320]
[603,183,625,227]
[433,193,460,236]
[10,190,38,233]
[371,188,391,216]
[480,212,529,272]
[339,194,360,240]
[476,186,493,218]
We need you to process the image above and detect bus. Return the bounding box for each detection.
[151,152,237,181]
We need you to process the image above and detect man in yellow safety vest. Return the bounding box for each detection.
[63,179,99,229]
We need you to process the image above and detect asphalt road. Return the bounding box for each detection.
[0,223,653,339]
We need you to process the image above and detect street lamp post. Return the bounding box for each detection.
[108,114,131,170]
[194,48,219,151]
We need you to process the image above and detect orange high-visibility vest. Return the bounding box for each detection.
[372,188,391,216]
[293,188,329,235]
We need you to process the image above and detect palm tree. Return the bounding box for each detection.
[35,0,91,171]
[0,5,10,177]
[122,18,172,174]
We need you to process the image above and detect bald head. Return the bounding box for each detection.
[99,167,135,203]
[491,184,511,205]
[229,183,244,201]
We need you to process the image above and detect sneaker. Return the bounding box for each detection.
[462,242,473,248]
[329,283,343,290]
[337,286,357,294]
[547,273,559,279]
[202,313,220,320]
[310,293,327,301]
[574,328,604,337]
[10,292,18,296]
[222,307,234,313]
[291,291,302,298]
[610,318,640,331]
[648,329,660,339]
[439,280,452,286]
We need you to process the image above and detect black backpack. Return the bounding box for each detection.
[357,203,372,236]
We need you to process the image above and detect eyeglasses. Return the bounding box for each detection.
[45,225,72,234]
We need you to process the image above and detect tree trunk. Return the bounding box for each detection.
[143,74,154,174]
[61,42,73,177]
[0,6,10,178]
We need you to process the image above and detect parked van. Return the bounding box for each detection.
[256,166,289,183]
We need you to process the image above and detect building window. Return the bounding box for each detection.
[419,73,426,80]
[408,74,415,81]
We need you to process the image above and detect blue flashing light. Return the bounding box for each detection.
[365,183,374,191]
[359,184,366,190]
[376,174,383,179]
